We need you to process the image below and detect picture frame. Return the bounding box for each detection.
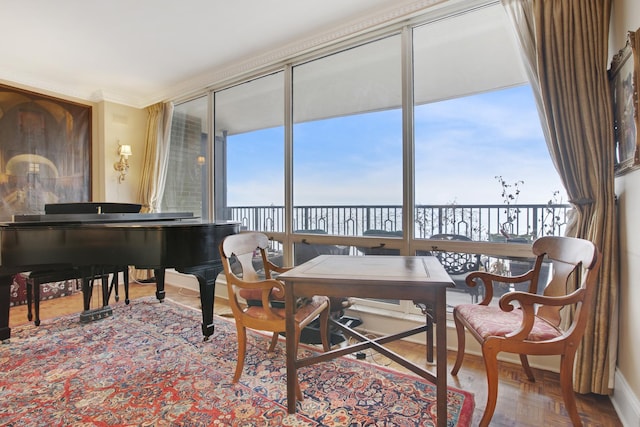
[0,84,91,221]
[610,29,640,175]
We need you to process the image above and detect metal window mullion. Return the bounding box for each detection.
[401,25,415,255]
[283,65,294,265]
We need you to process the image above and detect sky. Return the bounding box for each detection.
[226,85,567,207]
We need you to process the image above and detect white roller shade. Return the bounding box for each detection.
[215,3,526,136]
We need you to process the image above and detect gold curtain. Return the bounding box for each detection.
[502,0,618,394]
[137,102,173,213]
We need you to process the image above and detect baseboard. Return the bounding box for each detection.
[611,369,640,427]
[164,269,229,300]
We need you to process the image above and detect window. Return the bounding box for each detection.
[292,35,403,236]
[214,72,285,231]
[412,6,566,241]
[162,95,208,217]
[166,3,567,319]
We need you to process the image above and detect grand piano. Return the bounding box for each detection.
[0,203,239,342]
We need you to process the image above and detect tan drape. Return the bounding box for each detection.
[502,0,618,395]
[137,102,173,213]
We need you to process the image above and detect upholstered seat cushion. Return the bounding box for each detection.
[239,287,281,303]
[455,304,562,341]
[244,295,329,322]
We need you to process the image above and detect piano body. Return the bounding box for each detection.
[0,203,240,341]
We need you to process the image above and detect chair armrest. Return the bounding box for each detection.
[467,268,535,305]
[499,287,586,312]
[263,260,291,279]
[231,277,285,307]
[497,288,586,340]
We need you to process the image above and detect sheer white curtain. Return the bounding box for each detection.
[137,102,173,213]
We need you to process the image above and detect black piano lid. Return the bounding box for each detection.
[7,211,197,225]
[44,202,142,214]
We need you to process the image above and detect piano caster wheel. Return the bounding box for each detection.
[115,295,120,302]
[125,299,130,305]
[27,313,33,321]
[35,320,41,327]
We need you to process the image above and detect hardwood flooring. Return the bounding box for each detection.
[8,282,622,426]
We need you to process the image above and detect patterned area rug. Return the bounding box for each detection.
[0,297,474,426]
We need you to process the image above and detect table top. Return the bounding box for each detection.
[278,255,454,299]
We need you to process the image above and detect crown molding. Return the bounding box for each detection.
[155,0,451,106]
[3,0,493,109]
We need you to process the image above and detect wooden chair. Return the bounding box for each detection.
[451,236,602,426]
[219,232,330,399]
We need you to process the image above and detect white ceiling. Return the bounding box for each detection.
[0,0,463,108]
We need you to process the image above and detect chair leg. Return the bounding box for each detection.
[319,307,330,352]
[26,279,33,322]
[451,311,466,375]
[559,351,583,427]
[233,324,247,383]
[520,354,535,382]
[268,332,279,353]
[479,343,500,427]
[33,280,41,327]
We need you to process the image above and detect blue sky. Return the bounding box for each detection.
[226,85,566,207]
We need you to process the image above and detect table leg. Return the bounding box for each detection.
[436,289,447,427]
[285,282,297,413]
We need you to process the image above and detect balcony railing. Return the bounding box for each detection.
[226,203,570,240]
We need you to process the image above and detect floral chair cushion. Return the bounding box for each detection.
[455,303,562,341]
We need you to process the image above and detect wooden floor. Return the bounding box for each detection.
[8,282,622,426]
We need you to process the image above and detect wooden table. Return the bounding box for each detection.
[278,254,454,427]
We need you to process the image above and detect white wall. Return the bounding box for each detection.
[610,1,640,425]
[94,101,146,203]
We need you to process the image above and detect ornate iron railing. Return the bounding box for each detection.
[226,203,570,240]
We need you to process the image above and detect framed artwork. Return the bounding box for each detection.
[610,29,640,175]
[0,84,91,221]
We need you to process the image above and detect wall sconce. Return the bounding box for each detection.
[114,143,132,183]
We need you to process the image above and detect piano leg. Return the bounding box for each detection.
[176,264,221,341]
[0,275,11,342]
[154,268,166,302]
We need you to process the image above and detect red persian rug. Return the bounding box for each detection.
[0,297,474,426]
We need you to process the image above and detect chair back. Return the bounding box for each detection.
[531,236,601,328]
[220,231,270,282]
[220,232,284,317]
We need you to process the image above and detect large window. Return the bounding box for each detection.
[292,35,403,236]
[162,95,208,217]
[165,2,568,315]
[412,6,566,243]
[214,72,285,231]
